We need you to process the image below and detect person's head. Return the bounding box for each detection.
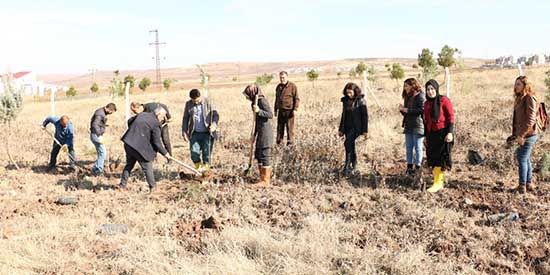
[154,106,167,122]
[105,103,117,115]
[402,78,422,98]
[189,89,202,104]
[514,76,535,100]
[243,84,262,101]
[130,102,144,115]
[59,115,70,128]
[342,82,362,99]
[425,79,440,99]
[279,71,288,84]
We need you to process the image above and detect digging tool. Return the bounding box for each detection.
[166,155,202,176]
[43,127,77,164]
[244,95,258,175]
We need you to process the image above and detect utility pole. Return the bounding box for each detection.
[149,29,165,85]
[88,68,98,83]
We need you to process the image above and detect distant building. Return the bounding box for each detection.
[0,71,64,96]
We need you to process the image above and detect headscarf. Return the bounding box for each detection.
[242,84,264,101]
[425,79,441,121]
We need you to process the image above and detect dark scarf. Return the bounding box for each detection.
[425,79,441,121]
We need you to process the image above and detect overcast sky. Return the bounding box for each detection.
[1,0,548,73]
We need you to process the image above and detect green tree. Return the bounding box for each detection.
[163,79,172,91]
[438,45,459,97]
[418,48,438,83]
[306,69,320,88]
[367,66,377,84]
[0,77,23,169]
[139,77,152,91]
[387,63,405,91]
[355,61,368,76]
[66,86,77,97]
[349,68,357,79]
[110,70,124,99]
[124,75,136,88]
[255,73,274,86]
[90,82,99,94]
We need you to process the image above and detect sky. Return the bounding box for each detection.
[0,0,548,74]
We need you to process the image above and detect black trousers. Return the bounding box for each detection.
[49,143,76,168]
[161,125,172,156]
[255,147,272,167]
[120,144,156,188]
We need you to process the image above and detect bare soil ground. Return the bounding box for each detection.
[1,65,549,274]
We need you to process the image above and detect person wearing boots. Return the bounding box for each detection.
[338,82,369,173]
[423,79,455,193]
[182,89,219,172]
[243,84,274,187]
[399,78,426,175]
[506,76,541,194]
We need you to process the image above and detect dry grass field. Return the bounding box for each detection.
[0,65,549,274]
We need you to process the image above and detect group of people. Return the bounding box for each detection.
[41,72,544,194]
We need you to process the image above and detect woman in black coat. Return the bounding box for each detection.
[243,84,274,187]
[338,82,369,173]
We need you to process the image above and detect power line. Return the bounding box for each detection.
[149,29,166,85]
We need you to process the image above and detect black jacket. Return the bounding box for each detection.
[90,107,107,136]
[254,97,274,148]
[121,112,168,161]
[339,95,369,134]
[401,91,426,135]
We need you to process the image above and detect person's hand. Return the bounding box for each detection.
[209,123,217,133]
[445,133,454,143]
[41,125,46,130]
[516,136,525,146]
[164,153,172,160]
[399,104,407,113]
[252,105,260,113]
[338,131,344,137]
[182,134,189,142]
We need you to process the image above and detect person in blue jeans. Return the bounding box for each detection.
[41,115,76,172]
[507,76,541,194]
[182,89,219,171]
[338,83,369,174]
[399,78,426,175]
[89,103,117,175]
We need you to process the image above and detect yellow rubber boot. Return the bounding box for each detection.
[194,162,203,171]
[203,163,211,171]
[428,167,444,193]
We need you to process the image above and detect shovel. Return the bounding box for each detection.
[244,95,258,175]
[42,127,79,166]
[166,155,202,176]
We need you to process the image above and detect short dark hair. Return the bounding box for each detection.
[279,71,288,76]
[106,103,117,112]
[189,89,201,99]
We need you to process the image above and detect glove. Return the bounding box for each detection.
[209,123,217,133]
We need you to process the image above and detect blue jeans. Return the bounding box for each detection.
[90,133,106,174]
[405,133,424,166]
[190,132,211,164]
[516,135,538,184]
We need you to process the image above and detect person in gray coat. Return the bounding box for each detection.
[119,107,170,192]
[243,84,274,187]
[399,78,426,175]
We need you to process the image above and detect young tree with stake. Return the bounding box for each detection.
[0,76,24,169]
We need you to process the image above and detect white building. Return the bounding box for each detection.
[0,71,64,96]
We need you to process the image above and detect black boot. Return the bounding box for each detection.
[406,164,414,175]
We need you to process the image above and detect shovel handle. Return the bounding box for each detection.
[167,155,202,176]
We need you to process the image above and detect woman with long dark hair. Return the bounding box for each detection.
[506,76,540,193]
[423,79,455,193]
[338,82,369,173]
[399,78,426,175]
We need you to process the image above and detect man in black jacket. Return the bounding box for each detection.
[119,106,170,192]
[90,103,117,175]
[130,101,173,156]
